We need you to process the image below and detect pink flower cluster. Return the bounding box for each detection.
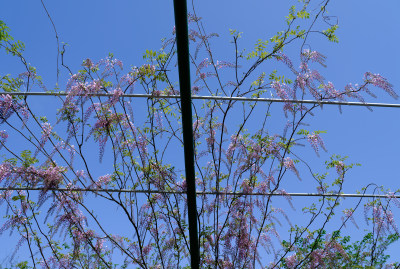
[364,72,398,99]
[335,161,345,176]
[271,80,297,116]
[364,202,398,235]
[82,58,94,69]
[0,162,66,190]
[0,130,8,149]
[241,179,253,194]
[196,58,210,75]
[342,209,358,228]
[283,157,300,180]
[108,88,124,106]
[40,165,65,189]
[215,60,236,70]
[0,94,29,125]
[301,49,326,66]
[91,174,112,190]
[307,132,326,156]
[206,129,216,147]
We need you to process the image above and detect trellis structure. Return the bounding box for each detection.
[1,1,399,267]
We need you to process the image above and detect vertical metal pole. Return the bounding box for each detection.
[172,1,200,268]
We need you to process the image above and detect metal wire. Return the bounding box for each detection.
[3,92,400,108]
[0,187,398,199]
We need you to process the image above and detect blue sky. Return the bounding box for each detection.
[1,0,400,266]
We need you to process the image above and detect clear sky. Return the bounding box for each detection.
[1,0,400,267]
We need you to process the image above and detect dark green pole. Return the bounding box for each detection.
[172,0,200,268]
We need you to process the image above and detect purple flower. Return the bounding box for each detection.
[284,157,301,180]
[82,58,94,68]
[196,58,210,75]
[0,162,12,183]
[108,88,124,106]
[285,253,298,268]
[0,130,8,149]
[206,129,216,147]
[343,209,358,228]
[335,161,344,175]
[192,85,201,94]
[276,52,297,73]
[0,94,15,122]
[40,165,66,189]
[34,122,53,157]
[241,179,253,194]
[215,60,236,70]
[364,72,398,99]
[301,49,326,66]
[307,132,327,156]
[92,174,112,189]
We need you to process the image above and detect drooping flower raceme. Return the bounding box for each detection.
[307,132,326,156]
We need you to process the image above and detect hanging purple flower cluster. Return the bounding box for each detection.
[0,94,29,125]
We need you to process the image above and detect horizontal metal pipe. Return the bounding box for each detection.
[2,91,400,108]
[0,187,398,199]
